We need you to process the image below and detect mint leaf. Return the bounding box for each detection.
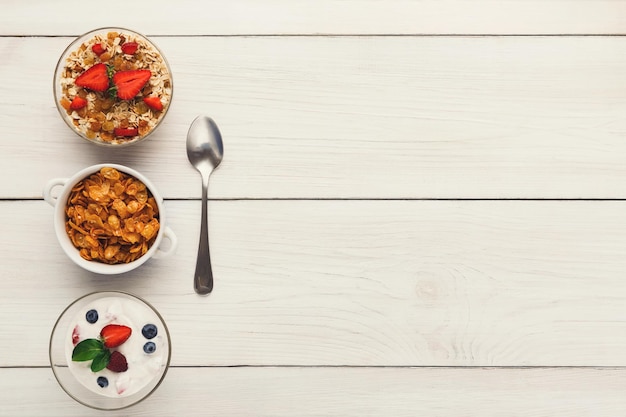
[90,349,111,372]
[72,339,104,362]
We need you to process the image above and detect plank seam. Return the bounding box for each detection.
[2,34,626,38]
[5,198,626,202]
[4,365,626,370]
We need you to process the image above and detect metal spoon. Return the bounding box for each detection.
[186,115,224,294]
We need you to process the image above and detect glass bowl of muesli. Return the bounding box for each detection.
[54,27,173,146]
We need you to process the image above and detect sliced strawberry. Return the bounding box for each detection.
[112,69,151,100]
[72,325,80,345]
[100,324,132,348]
[69,96,88,110]
[143,96,163,111]
[106,351,128,372]
[121,41,138,55]
[114,127,139,137]
[75,63,109,92]
[91,43,106,56]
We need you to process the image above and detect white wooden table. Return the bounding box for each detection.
[2,1,626,415]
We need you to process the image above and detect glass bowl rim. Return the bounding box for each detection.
[52,26,174,147]
[49,290,172,410]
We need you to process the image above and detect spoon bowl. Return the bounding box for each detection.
[186,116,224,294]
[187,117,224,172]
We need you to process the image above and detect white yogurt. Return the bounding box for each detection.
[65,296,168,397]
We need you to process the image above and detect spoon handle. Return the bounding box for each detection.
[194,172,213,294]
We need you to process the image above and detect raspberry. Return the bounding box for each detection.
[106,351,128,372]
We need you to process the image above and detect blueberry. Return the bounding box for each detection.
[143,341,156,354]
[97,376,108,388]
[85,309,99,324]
[141,324,158,339]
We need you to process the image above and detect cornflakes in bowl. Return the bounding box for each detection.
[54,28,173,146]
[43,164,177,274]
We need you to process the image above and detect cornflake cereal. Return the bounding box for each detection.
[65,167,160,264]
[58,30,171,145]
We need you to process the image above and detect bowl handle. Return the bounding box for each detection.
[43,178,68,207]
[152,226,177,259]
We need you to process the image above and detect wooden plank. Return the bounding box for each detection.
[3,200,626,367]
[2,366,626,416]
[2,36,626,199]
[1,0,625,35]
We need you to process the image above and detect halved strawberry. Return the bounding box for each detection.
[91,43,106,56]
[112,69,151,100]
[100,324,132,348]
[121,41,138,55]
[143,96,163,111]
[106,351,128,372]
[114,127,139,137]
[69,96,88,110]
[75,63,109,92]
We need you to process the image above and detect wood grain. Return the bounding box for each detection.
[2,367,625,416]
[4,2,626,415]
[3,200,626,367]
[1,0,625,35]
[2,36,626,199]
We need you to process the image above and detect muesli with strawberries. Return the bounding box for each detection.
[58,30,171,144]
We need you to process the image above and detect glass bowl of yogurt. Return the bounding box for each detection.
[49,291,171,410]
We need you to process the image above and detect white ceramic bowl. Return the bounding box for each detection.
[49,291,171,410]
[53,27,173,146]
[43,164,177,274]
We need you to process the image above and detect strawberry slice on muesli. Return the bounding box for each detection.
[111,69,151,100]
[75,63,109,92]
[143,96,163,111]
